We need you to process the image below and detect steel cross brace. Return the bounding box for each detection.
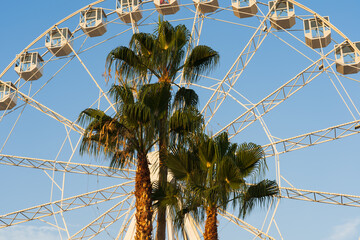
[279,186,360,208]
[70,195,134,240]
[201,10,272,127]
[262,119,360,157]
[219,210,275,240]
[0,182,134,228]
[215,51,335,138]
[0,154,134,179]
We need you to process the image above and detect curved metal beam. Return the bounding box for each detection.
[0,0,105,80]
[280,186,360,208]
[0,181,133,229]
[262,119,360,157]
[0,154,134,179]
[215,52,334,138]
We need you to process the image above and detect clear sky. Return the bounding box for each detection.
[1,0,360,239]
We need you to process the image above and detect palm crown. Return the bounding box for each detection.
[105,18,220,240]
[79,84,159,167]
[105,18,219,85]
[79,84,170,240]
[163,132,279,240]
[78,82,206,239]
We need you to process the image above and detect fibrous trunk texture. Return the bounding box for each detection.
[135,152,153,240]
[204,205,218,240]
[156,115,168,240]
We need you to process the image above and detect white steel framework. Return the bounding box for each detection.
[0,0,360,239]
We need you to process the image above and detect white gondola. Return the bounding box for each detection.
[232,0,257,19]
[269,0,295,30]
[335,42,360,75]
[154,0,180,15]
[0,82,17,111]
[80,8,107,37]
[193,0,219,14]
[304,17,331,49]
[45,28,73,57]
[116,0,142,24]
[14,52,44,81]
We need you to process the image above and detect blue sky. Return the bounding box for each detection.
[1,0,360,239]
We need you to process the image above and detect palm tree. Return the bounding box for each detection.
[79,84,170,240]
[105,19,219,240]
[79,82,203,239]
[164,132,279,240]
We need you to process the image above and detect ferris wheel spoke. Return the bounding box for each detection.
[201,11,272,127]
[0,80,84,134]
[215,51,335,138]
[0,154,134,179]
[183,214,202,239]
[323,62,360,120]
[116,198,136,240]
[123,215,136,240]
[219,210,275,240]
[1,1,359,239]
[325,70,360,84]
[37,217,67,232]
[0,0,107,82]
[179,5,204,86]
[280,186,360,208]
[0,182,134,229]
[262,119,360,157]
[70,194,134,240]
[189,8,204,49]
[53,26,117,113]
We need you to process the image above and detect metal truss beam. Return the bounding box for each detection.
[280,186,360,208]
[215,54,334,138]
[0,181,134,228]
[189,6,204,49]
[180,6,204,86]
[219,210,275,240]
[262,119,360,157]
[201,10,272,127]
[0,154,134,179]
[70,195,134,240]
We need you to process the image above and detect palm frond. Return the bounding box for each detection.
[78,108,112,127]
[130,32,156,58]
[183,45,220,83]
[166,145,194,181]
[139,83,171,119]
[239,180,279,218]
[156,19,176,50]
[197,135,217,171]
[172,24,191,51]
[109,84,135,106]
[214,132,237,159]
[110,149,135,169]
[173,87,199,109]
[123,103,152,126]
[235,142,267,179]
[169,107,203,136]
[152,181,182,211]
[105,46,147,84]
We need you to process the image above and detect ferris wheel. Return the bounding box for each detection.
[1,0,360,239]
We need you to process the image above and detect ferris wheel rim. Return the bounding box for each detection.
[1,1,360,239]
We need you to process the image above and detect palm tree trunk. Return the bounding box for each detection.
[135,152,153,240]
[156,116,168,240]
[204,205,218,240]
